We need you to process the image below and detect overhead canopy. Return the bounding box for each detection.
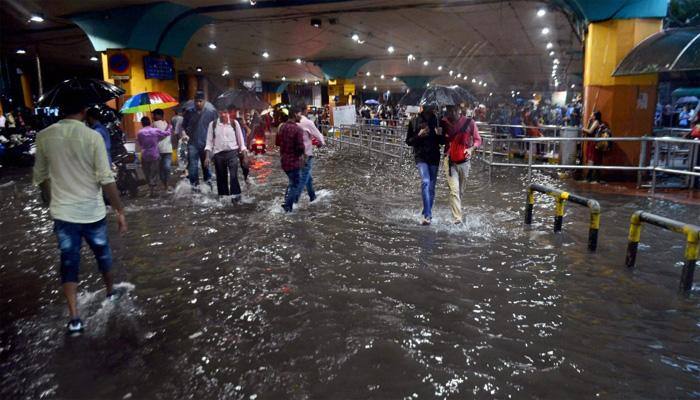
[672,87,700,100]
[555,0,668,23]
[613,27,700,76]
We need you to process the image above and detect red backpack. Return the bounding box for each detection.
[448,118,473,163]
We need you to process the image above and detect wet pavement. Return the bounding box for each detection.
[1,146,699,399]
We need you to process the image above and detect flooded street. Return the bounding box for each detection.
[1,147,699,399]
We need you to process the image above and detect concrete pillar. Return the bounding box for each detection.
[583,18,662,175]
[187,74,198,99]
[19,70,33,110]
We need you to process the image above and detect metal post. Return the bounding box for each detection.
[651,141,660,195]
[681,230,698,292]
[524,187,534,225]
[489,138,494,177]
[625,211,642,268]
[554,194,566,232]
[35,52,43,96]
[637,139,647,189]
[527,141,533,181]
[588,208,601,252]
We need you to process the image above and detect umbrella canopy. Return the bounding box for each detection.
[398,85,475,107]
[215,89,269,110]
[178,100,216,113]
[397,89,426,106]
[613,27,700,76]
[120,91,178,114]
[37,78,125,109]
[364,99,380,105]
[676,96,699,104]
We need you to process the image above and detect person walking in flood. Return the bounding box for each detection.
[406,105,443,225]
[33,96,127,335]
[204,105,247,202]
[182,91,218,189]
[294,104,325,203]
[136,116,172,197]
[441,106,481,224]
[151,109,173,192]
[275,108,305,212]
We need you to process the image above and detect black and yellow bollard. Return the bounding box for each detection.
[588,207,601,252]
[553,191,568,232]
[525,188,535,225]
[625,211,643,268]
[681,227,698,292]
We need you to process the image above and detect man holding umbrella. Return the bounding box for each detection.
[406,105,443,225]
[182,91,218,188]
[33,80,127,335]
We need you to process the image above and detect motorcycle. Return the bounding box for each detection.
[93,105,142,197]
[0,129,36,168]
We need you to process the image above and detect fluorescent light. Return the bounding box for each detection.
[380,74,385,79]
[437,65,443,71]
[483,83,487,87]
[16,49,26,54]
[449,70,454,76]
[537,9,546,17]
[90,56,99,62]
[29,14,44,22]
[282,76,286,81]
[546,42,553,49]
[571,84,575,88]
[208,42,217,50]
[423,60,429,66]
[253,72,260,78]
[222,69,230,76]
[196,66,202,72]
[262,51,269,58]
[516,91,520,95]
[471,78,476,83]
[373,86,377,91]
[362,84,367,89]
[553,58,560,64]
[392,77,397,81]
[489,92,493,96]
[549,51,555,56]
[387,46,395,53]
[541,27,550,35]
[351,33,360,41]
[463,76,468,80]
[456,73,462,78]
[366,71,371,76]
[407,54,415,62]
[295,58,302,64]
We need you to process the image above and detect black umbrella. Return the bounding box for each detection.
[215,89,269,110]
[398,89,426,106]
[399,85,475,107]
[36,78,125,109]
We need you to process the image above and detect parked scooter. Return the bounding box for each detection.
[0,129,36,168]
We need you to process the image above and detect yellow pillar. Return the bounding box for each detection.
[102,49,180,139]
[583,18,662,174]
[328,79,355,107]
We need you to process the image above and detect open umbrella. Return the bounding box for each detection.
[37,78,125,109]
[215,89,269,110]
[178,99,216,113]
[364,99,380,105]
[120,91,178,114]
[614,27,700,76]
[676,96,699,104]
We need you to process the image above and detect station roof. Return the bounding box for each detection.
[1,0,667,94]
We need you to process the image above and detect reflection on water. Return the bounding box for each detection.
[0,148,699,399]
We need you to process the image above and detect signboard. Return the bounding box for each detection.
[331,104,356,127]
[143,56,175,80]
[108,52,130,79]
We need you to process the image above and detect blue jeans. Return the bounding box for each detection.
[159,153,172,185]
[53,218,112,283]
[187,145,211,186]
[295,156,315,203]
[416,162,438,219]
[284,169,301,212]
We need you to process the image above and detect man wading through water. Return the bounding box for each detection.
[441,106,482,224]
[406,106,443,225]
[33,95,128,335]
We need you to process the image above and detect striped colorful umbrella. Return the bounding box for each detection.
[120,91,178,114]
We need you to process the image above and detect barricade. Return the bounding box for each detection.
[524,184,601,251]
[625,211,699,292]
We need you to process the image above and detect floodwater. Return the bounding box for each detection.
[1,145,699,400]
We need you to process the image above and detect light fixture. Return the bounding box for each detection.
[16,49,26,54]
[571,84,575,89]
[541,27,550,35]
[472,78,476,83]
[282,76,286,81]
[426,83,431,87]
[310,18,322,28]
[90,56,99,62]
[387,45,395,53]
[351,33,360,42]
[537,9,546,17]
[407,54,415,62]
[456,73,462,78]
[366,71,371,76]
[362,84,367,89]
[483,83,487,87]
[29,14,44,23]
[449,70,454,76]
[295,58,302,64]
[423,60,429,66]
[392,76,397,82]
[253,72,260,78]
[196,66,203,72]
[250,0,257,5]
[357,40,365,44]
[478,80,483,85]
[489,92,493,96]
[262,51,269,58]
[437,65,443,71]
[304,79,308,83]
[532,93,537,97]
[222,69,230,76]
[549,51,555,56]
[208,42,217,50]
[314,81,320,85]
[546,42,553,49]
[373,86,377,91]
[553,58,560,64]
[380,74,385,79]
[516,91,520,95]
[463,76,468,80]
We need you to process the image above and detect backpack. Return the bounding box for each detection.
[448,118,473,164]
[595,123,612,152]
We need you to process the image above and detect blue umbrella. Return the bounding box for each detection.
[364,99,380,105]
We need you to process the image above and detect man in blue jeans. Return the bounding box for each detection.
[406,106,443,225]
[294,104,325,203]
[33,96,128,335]
[182,92,218,188]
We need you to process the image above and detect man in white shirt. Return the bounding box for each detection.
[33,97,127,335]
[294,104,325,203]
[0,113,6,128]
[152,109,172,191]
[204,105,247,202]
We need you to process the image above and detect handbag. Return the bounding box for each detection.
[234,121,252,168]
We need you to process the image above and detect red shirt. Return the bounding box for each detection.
[276,121,305,171]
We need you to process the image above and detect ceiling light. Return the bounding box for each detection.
[537,9,546,17]
[351,33,360,41]
[426,83,431,87]
[478,80,483,85]
[489,92,493,96]
[532,93,537,97]
[463,76,468,80]
[262,51,269,58]
[89,56,99,62]
[373,86,377,91]
[449,70,454,76]
[362,84,367,89]
[387,46,395,53]
[357,40,365,44]
[29,14,44,23]
[546,42,553,49]
[423,60,429,66]
[483,83,487,87]
[516,91,520,95]
[222,69,230,76]
[437,65,443,71]
[392,77,397,81]
[407,54,415,62]
[282,76,286,81]
[472,78,476,83]
[304,79,308,83]
[16,49,26,54]
[380,74,385,79]
[456,73,462,78]
[541,27,550,35]
[310,18,322,28]
[295,58,302,64]
[196,66,203,72]
[315,81,320,85]
[366,71,371,76]
[208,42,217,50]
[253,72,260,78]
[549,51,555,56]
[571,84,575,89]
[553,58,560,64]
[250,0,257,5]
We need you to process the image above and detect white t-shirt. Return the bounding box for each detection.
[153,120,172,153]
[0,115,6,128]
